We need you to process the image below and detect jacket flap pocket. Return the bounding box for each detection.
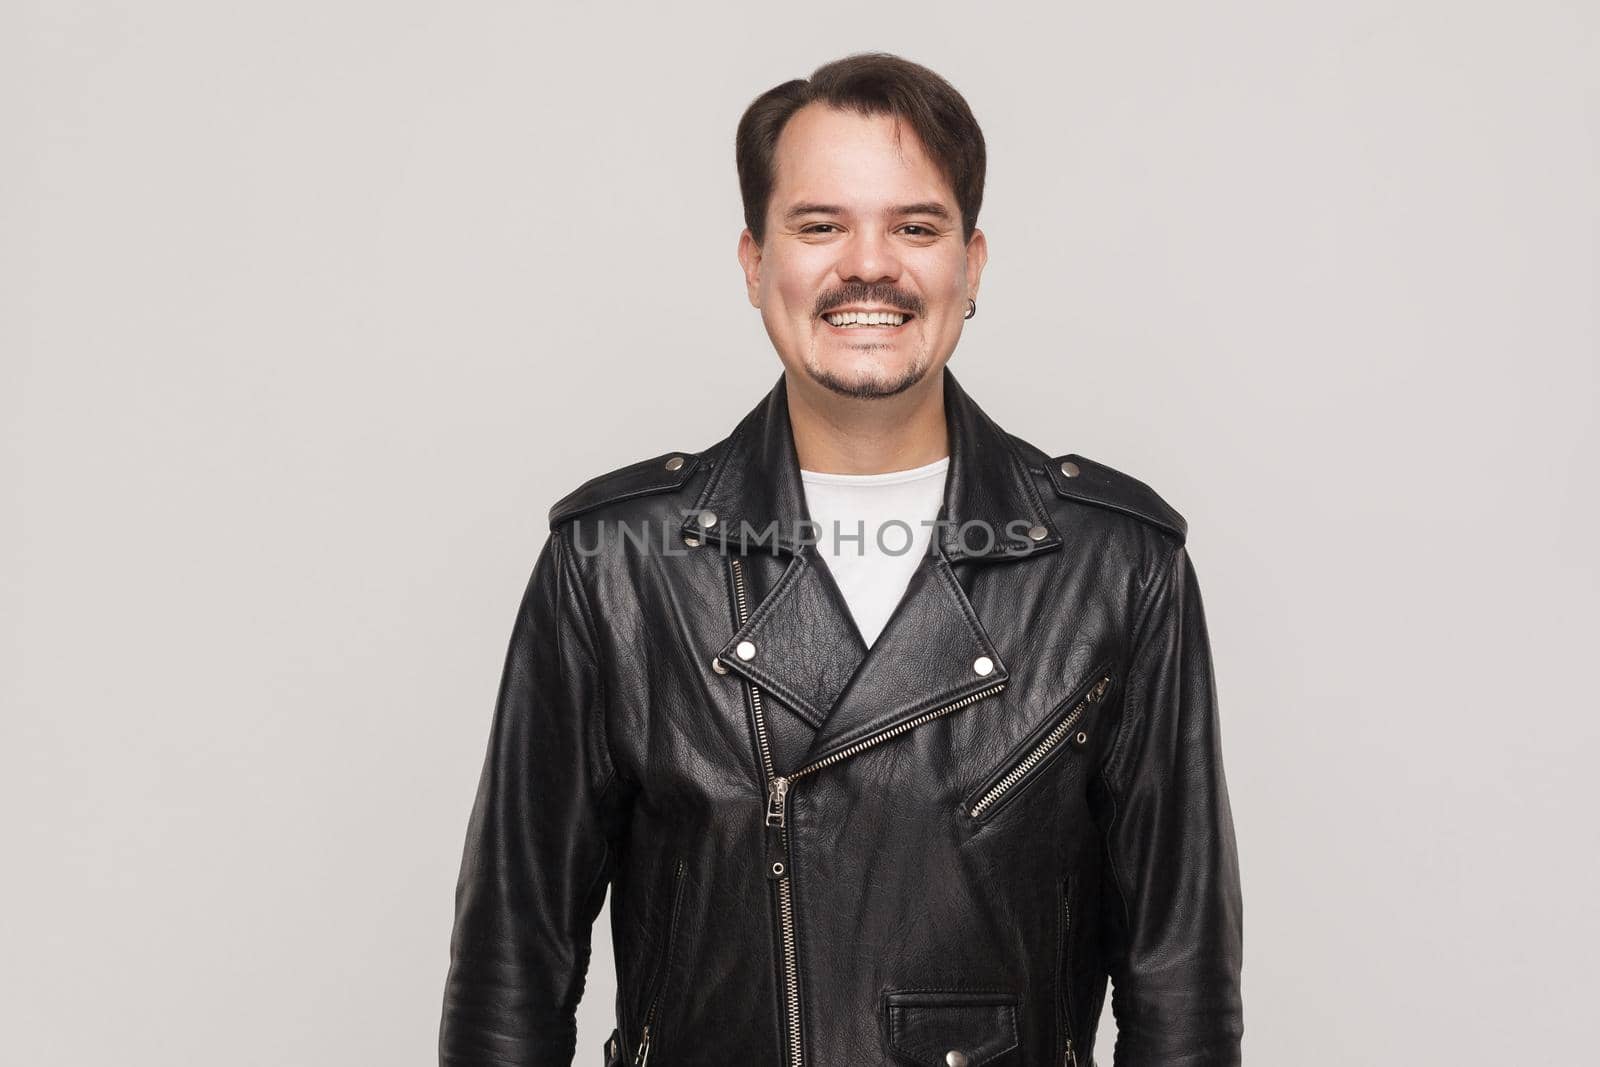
[884,990,1020,1066]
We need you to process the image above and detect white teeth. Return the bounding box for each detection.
[823,310,907,327]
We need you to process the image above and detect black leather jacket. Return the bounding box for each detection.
[439,367,1244,1066]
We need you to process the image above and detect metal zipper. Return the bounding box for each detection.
[967,673,1111,819]
[632,856,689,1067]
[731,557,804,1067]
[1058,877,1080,1067]
[730,556,1008,1067]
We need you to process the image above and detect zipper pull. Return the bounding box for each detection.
[1063,1037,1079,1067]
[633,1023,651,1067]
[765,776,790,880]
[766,776,789,826]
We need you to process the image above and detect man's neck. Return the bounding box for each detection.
[785,368,950,475]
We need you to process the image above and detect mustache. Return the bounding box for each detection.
[814,284,924,317]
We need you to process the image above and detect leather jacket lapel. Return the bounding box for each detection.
[692,365,1063,746]
[717,550,867,730]
[791,548,1010,767]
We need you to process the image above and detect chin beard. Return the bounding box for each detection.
[805,355,930,400]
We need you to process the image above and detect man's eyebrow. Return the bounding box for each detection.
[782,201,955,223]
[892,201,955,221]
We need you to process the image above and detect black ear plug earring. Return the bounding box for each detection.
[965,298,977,320]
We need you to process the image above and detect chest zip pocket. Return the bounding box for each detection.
[964,669,1114,821]
[632,857,688,1067]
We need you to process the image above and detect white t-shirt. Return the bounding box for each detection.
[798,455,950,648]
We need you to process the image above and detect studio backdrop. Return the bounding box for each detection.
[5,2,1596,1064]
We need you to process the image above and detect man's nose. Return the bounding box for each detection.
[834,229,901,285]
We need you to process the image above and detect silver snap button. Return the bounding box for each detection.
[711,656,727,674]
[945,1052,970,1067]
[736,640,757,661]
[698,510,719,528]
[664,455,685,471]
[1059,459,1081,478]
[1027,523,1047,541]
[973,655,994,676]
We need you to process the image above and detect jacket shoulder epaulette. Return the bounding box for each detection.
[1041,451,1188,543]
[547,449,703,530]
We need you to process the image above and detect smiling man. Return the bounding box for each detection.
[441,53,1244,1067]
[737,94,984,411]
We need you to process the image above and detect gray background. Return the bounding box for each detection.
[5,2,1596,1063]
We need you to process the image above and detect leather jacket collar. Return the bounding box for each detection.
[680,365,1064,562]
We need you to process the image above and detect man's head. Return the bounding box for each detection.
[736,53,988,401]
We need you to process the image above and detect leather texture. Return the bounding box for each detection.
[439,366,1244,1066]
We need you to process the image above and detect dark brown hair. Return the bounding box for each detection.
[735,52,986,247]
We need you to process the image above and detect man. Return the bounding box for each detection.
[440,52,1243,1067]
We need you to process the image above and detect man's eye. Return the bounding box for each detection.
[800,223,938,236]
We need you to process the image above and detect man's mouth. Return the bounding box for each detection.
[820,309,915,330]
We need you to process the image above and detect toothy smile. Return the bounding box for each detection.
[821,308,912,328]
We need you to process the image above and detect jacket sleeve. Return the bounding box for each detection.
[1098,541,1244,1066]
[440,526,624,1066]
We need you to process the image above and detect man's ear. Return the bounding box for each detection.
[736,229,763,308]
[964,227,989,305]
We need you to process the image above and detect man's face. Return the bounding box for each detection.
[738,103,987,400]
